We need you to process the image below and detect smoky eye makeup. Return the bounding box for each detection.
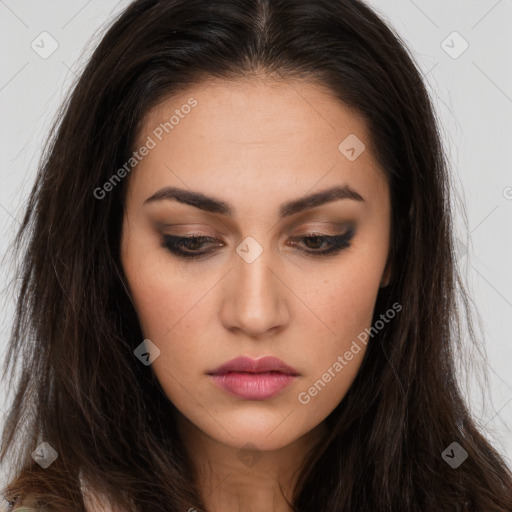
[158,225,356,260]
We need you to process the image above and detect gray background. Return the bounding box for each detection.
[1,0,511,505]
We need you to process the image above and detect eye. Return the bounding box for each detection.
[161,229,355,260]
[288,229,355,256]
[161,235,222,259]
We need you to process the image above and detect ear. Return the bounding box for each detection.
[380,257,393,288]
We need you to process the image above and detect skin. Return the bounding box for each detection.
[120,75,392,512]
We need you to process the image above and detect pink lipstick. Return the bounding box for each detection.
[207,356,299,400]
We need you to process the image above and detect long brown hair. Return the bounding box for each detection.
[2,0,511,510]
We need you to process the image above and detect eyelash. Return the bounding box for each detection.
[160,229,354,260]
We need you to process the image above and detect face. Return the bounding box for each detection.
[120,77,392,452]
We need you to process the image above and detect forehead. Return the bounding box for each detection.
[139,76,370,150]
[128,77,388,212]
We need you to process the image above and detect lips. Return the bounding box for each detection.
[207,356,299,376]
[207,356,299,400]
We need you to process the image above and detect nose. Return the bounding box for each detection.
[219,239,290,338]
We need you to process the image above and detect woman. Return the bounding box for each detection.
[1,0,511,510]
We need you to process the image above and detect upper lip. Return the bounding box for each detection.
[207,356,299,376]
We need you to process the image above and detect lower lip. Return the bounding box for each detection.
[209,371,297,400]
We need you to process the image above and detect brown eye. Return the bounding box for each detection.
[288,231,354,256]
[161,235,223,259]
[302,236,329,250]
[161,229,355,261]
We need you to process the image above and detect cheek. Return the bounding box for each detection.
[291,259,383,406]
[121,234,221,393]
[297,259,382,348]
[121,231,198,338]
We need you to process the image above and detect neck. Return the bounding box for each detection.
[175,413,327,512]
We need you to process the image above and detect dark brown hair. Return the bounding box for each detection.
[2,0,511,510]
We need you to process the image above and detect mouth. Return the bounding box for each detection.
[207,355,299,376]
[207,356,299,400]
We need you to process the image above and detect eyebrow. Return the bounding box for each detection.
[143,184,364,218]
